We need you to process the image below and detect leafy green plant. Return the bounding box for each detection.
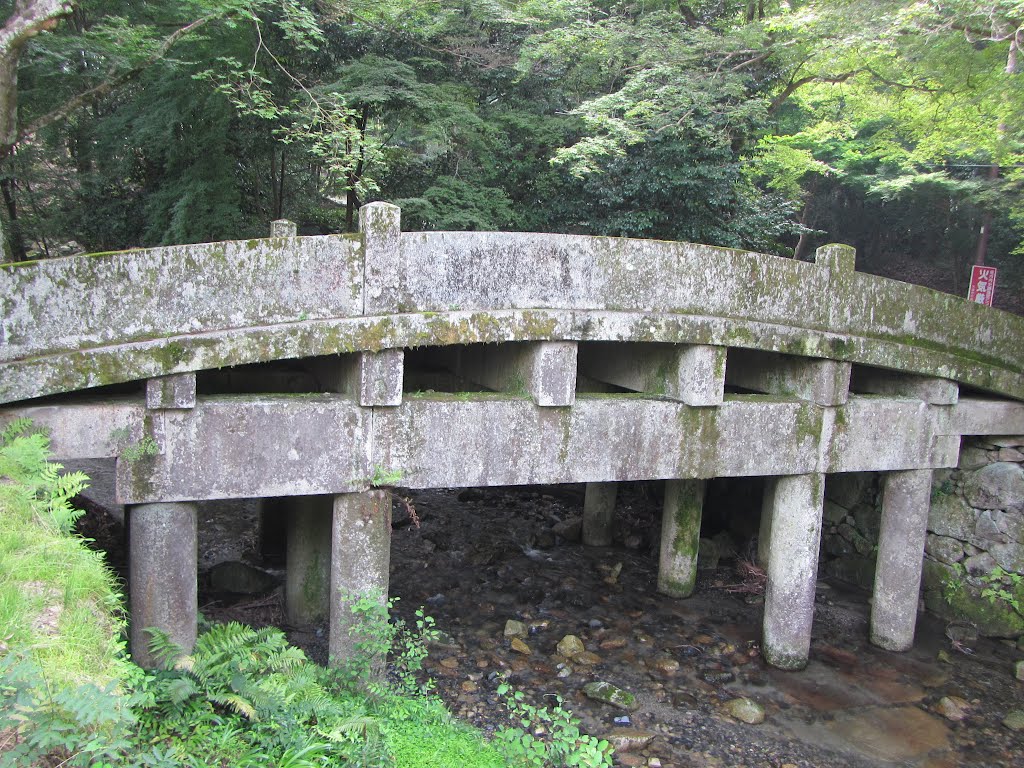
[1,418,88,532]
[942,562,967,605]
[370,465,404,488]
[494,682,613,768]
[109,426,160,464]
[980,567,1024,615]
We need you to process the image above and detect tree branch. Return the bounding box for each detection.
[768,69,860,113]
[18,14,216,141]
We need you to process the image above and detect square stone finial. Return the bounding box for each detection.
[359,202,403,314]
[271,219,297,237]
[815,244,856,273]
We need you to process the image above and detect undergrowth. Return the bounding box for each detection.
[1,422,612,767]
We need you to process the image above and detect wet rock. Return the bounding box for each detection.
[575,651,601,666]
[582,681,637,710]
[599,635,628,650]
[723,698,765,724]
[650,656,680,678]
[1001,709,1024,731]
[605,728,656,752]
[1014,660,1024,681]
[701,669,736,685]
[207,561,279,594]
[511,638,532,655]
[936,696,970,721]
[557,634,585,658]
[504,619,528,639]
[552,517,582,542]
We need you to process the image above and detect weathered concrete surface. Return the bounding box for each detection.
[763,473,825,670]
[851,369,959,405]
[0,234,363,362]
[583,482,617,546]
[726,349,851,406]
[578,342,725,405]
[115,396,370,503]
[146,373,197,410]
[3,305,1022,406]
[129,502,197,668]
[352,350,404,406]
[3,205,1023,404]
[286,496,333,625]
[360,202,402,314]
[329,491,391,667]
[871,469,933,651]
[658,479,705,598]
[456,341,578,406]
[4,392,1017,504]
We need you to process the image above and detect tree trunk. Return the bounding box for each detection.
[0,175,26,260]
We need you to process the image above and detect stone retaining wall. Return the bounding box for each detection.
[923,438,1024,637]
[818,439,1024,638]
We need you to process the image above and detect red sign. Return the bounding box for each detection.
[968,265,997,306]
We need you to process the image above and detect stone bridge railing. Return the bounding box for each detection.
[2,203,1023,673]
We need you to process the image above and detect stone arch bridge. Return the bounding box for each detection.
[2,203,1022,671]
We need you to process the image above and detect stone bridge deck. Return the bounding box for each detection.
[2,203,1023,671]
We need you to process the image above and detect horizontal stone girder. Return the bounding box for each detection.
[4,393,1018,504]
[1,308,1022,407]
[2,224,1022,404]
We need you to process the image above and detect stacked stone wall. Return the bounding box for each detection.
[815,441,1024,638]
[922,438,1024,637]
[819,472,882,590]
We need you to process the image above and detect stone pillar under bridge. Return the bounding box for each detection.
[329,490,393,668]
[129,502,198,668]
[658,479,705,598]
[871,469,933,651]
[286,495,334,625]
[582,482,617,546]
[762,473,825,670]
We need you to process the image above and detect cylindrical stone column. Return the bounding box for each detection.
[286,495,333,625]
[757,478,777,570]
[762,473,825,670]
[329,490,392,668]
[129,502,198,668]
[582,482,617,546]
[871,469,933,651]
[658,479,705,598]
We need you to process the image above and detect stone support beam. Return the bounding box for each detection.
[762,473,825,670]
[658,479,705,598]
[457,341,577,406]
[313,350,405,406]
[329,491,392,668]
[726,349,851,406]
[146,373,197,410]
[852,369,958,405]
[579,342,725,406]
[129,502,198,668]
[582,483,617,546]
[870,469,933,651]
[285,496,334,625]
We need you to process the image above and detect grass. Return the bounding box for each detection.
[0,422,608,767]
[0,422,129,690]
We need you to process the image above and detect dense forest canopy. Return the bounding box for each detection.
[0,0,1021,311]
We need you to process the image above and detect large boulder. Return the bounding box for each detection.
[928,492,976,540]
[963,463,1024,512]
